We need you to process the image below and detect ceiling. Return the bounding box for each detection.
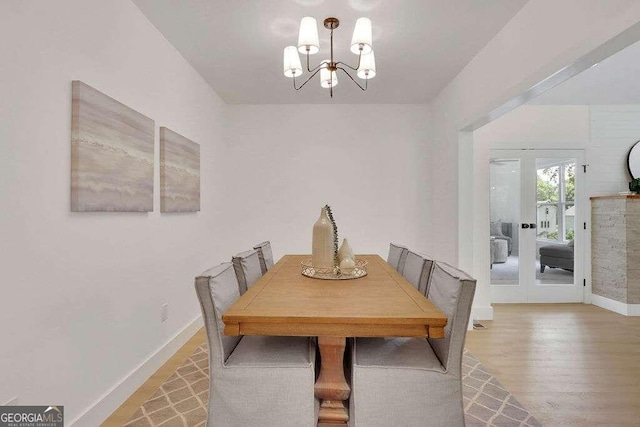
[132,0,527,104]
[530,39,640,105]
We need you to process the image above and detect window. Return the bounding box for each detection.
[536,160,575,242]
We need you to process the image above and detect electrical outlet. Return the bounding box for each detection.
[3,396,18,406]
[161,304,169,323]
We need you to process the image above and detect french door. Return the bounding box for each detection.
[489,150,585,303]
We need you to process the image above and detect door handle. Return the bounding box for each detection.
[529,223,537,229]
[521,223,530,229]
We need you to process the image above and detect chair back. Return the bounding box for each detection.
[194,262,242,367]
[426,262,476,377]
[417,253,435,295]
[387,243,408,273]
[253,241,274,274]
[402,250,427,291]
[232,249,263,295]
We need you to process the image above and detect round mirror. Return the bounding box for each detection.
[628,140,640,179]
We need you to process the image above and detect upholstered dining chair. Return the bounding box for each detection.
[402,250,434,294]
[387,243,409,273]
[349,261,476,427]
[194,262,318,427]
[232,249,263,295]
[253,241,274,274]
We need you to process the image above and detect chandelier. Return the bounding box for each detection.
[283,17,376,98]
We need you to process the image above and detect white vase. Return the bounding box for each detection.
[338,238,355,263]
[340,257,356,275]
[312,207,335,268]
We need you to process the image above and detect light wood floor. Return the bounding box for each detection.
[106,304,640,426]
[102,329,207,426]
[466,304,640,426]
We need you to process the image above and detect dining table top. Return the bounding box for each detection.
[222,254,447,338]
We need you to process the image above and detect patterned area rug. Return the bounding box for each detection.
[463,350,542,426]
[125,345,542,427]
[124,345,209,427]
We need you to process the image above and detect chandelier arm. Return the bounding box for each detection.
[293,67,323,91]
[335,51,362,71]
[337,67,368,91]
[306,52,326,73]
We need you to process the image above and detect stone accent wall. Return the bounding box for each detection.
[592,196,640,304]
[627,200,640,304]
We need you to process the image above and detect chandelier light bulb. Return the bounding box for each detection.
[320,62,338,88]
[283,46,303,77]
[298,17,320,54]
[357,51,376,79]
[350,17,372,54]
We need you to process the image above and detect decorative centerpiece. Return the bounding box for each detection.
[303,204,367,280]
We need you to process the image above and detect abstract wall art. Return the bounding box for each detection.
[160,127,200,212]
[71,81,154,212]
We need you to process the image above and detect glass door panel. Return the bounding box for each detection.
[535,158,575,285]
[489,158,521,291]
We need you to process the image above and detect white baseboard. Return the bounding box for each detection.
[591,294,640,316]
[69,315,203,426]
[3,396,18,406]
[472,305,494,321]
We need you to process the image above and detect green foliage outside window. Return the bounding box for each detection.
[537,164,575,202]
[538,229,574,241]
[538,230,558,240]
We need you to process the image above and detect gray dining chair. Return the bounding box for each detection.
[253,241,274,274]
[349,261,476,427]
[402,250,433,294]
[232,249,263,295]
[387,243,409,273]
[194,262,318,427]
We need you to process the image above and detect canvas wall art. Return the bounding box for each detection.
[160,127,200,212]
[71,81,154,212]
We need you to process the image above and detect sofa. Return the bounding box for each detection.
[490,221,513,255]
[539,240,574,272]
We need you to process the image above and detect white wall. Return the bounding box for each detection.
[479,106,591,147]
[223,105,431,259]
[0,1,226,423]
[430,0,640,321]
[589,105,640,195]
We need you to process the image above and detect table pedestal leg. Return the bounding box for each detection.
[315,336,350,426]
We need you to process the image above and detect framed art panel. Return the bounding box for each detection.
[160,127,200,212]
[71,81,154,212]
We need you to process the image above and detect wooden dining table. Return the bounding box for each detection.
[222,254,447,426]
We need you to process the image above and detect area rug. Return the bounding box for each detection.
[462,350,542,426]
[124,345,542,427]
[123,344,209,427]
